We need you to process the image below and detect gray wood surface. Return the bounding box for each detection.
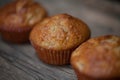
[0,0,120,80]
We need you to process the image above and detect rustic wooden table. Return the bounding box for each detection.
[0,0,120,80]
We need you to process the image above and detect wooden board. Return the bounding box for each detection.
[0,0,120,80]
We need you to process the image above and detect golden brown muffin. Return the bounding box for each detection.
[0,0,47,43]
[71,35,120,80]
[30,13,90,65]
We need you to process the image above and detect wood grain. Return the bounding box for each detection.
[0,38,76,80]
[0,0,120,80]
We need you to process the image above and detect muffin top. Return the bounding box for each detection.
[71,35,120,79]
[30,14,90,50]
[0,0,47,29]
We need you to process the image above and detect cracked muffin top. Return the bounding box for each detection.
[0,0,47,30]
[30,13,90,50]
[71,35,120,79]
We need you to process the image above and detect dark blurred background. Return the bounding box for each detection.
[0,0,120,37]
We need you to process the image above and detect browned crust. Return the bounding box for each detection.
[0,0,47,43]
[30,13,90,65]
[71,35,120,79]
[30,13,90,50]
[73,67,120,80]
[0,0,47,29]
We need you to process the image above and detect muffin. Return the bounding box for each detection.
[71,35,120,80]
[0,0,47,43]
[30,13,90,65]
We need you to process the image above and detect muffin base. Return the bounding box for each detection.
[32,42,75,65]
[0,27,31,43]
[73,68,120,80]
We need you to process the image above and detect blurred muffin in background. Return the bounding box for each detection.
[0,0,47,43]
[30,13,90,65]
[71,35,120,80]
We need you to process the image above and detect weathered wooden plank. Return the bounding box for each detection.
[79,0,120,17]
[0,38,76,80]
[35,0,120,37]
[77,7,120,37]
[0,0,120,80]
[0,54,37,80]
